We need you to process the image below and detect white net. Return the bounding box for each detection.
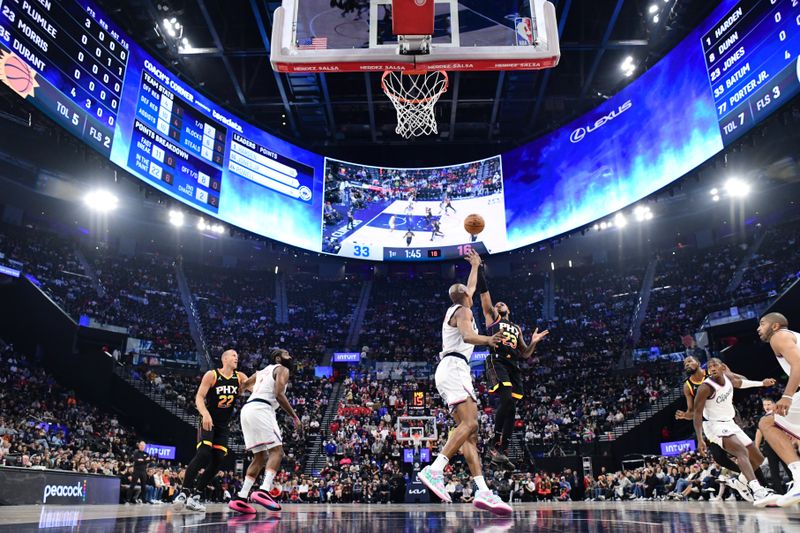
[381,70,449,139]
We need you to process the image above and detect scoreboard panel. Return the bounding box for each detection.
[703,0,800,144]
[1,0,799,260]
[0,0,129,156]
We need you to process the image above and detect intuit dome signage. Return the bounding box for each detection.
[0,467,119,505]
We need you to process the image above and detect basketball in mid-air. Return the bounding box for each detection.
[464,214,485,235]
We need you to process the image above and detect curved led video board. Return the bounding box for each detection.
[0,0,797,260]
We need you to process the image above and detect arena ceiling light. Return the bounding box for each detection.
[162,17,183,39]
[710,188,720,202]
[168,210,184,227]
[724,178,751,198]
[633,205,654,222]
[198,218,225,234]
[614,213,628,228]
[83,190,118,213]
[620,56,636,77]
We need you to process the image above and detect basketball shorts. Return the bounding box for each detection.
[435,355,477,412]
[774,391,800,440]
[197,420,231,455]
[486,357,523,399]
[241,401,283,453]
[703,419,753,448]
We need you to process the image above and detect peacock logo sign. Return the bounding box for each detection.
[42,480,87,503]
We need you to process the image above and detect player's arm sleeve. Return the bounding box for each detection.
[477,265,498,326]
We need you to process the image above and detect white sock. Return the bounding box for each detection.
[788,461,800,483]
[238,476,255,498]
[431,454,449,472]
[748,479,763,492]
[474,475,489,492]
[260,470,276,492]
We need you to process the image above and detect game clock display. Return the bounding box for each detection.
[383,242,488,262]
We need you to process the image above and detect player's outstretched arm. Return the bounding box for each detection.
[692,384,712,455]
[521,328,549,359]
[476,263,498,327]
[772,331,800,416]
[463,250,481,300]
[725,369,777,389]
[455,307,502,347]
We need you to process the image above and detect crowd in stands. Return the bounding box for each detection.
[639,242,749,354]
[0,223,94,316]
[85,251,196,361]
[359,276,444,363]
[738,221,800,301]
[185,264,276,367]
[2,218,800,508]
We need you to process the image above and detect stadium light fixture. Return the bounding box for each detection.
[197,218,207,231]
[620,56,636,77]
[83,190,118,213]
[653,14,659,23]
[614,213,628,228]
[724,178,751,198]
[168,210,184,227]
[649,5,659,14]
[633,205,653,222]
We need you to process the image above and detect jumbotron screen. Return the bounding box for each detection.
[0,0,797,260]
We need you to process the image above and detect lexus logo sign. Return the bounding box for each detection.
[570,100,633,143]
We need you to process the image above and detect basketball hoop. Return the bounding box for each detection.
[381,70,448,139]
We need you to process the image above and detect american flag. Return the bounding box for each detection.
[297,37,328,50]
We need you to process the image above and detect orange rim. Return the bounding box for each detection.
[381,70,449,105]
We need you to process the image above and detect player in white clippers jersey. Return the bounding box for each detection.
[693,358,780,507]
[228,349,301,514]
[757,312,800,507]
[417,250,512,516]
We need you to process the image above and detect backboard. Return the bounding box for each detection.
[271,0,560,73]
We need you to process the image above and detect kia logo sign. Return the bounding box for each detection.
[570,100,632,143]
[408,488,426,495]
